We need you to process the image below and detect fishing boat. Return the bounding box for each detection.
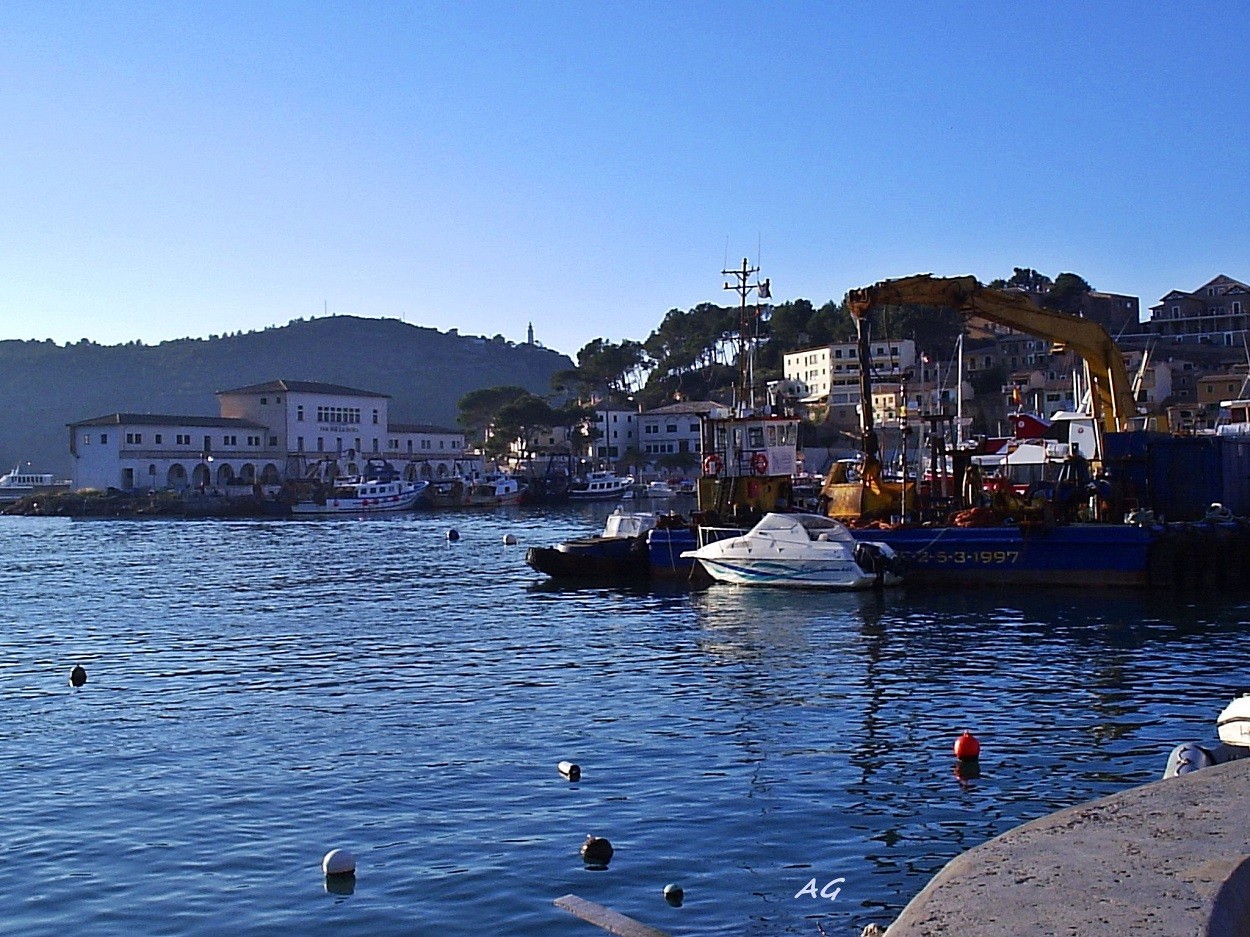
[568,470,633,501]
[466,473,526,506]
[289,476,428,515]
[525,510,660,580]
[682,512,901,589]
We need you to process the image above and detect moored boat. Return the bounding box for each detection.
[0,464,70,503]
[568,470,633,501]
[526,510,660,580]
[682,512,901,588]
[290,476,428,515]
[466,473,525,506]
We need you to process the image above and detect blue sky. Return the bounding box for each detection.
[1,2,1245,359]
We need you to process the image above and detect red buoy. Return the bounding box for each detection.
[953,731,981,760]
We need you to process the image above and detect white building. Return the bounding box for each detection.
[69,379,468,491]
[639,401,722,464]
[783,339,917,412]
[593,405,640,460]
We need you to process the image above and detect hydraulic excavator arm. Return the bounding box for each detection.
[846,274,1136,435]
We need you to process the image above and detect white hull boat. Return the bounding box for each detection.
[569,471,633,501]
[291,478,428,515]
[682,512,902,589]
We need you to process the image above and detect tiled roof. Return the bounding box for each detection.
[216,379,389,398]
[69,413,267,429]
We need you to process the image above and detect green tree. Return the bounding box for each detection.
[457,385,530,441]
[1042,273,1093,313]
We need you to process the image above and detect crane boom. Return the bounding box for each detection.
[847,274,1136,434]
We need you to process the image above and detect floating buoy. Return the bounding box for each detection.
[322,848,356,877]
[663,883,684,906]
[558,761,581,781]
[446,529,460,542]
[953,731,981,761]
[503,533,518,545]
[580,835,613,866]
[69,665,87,688]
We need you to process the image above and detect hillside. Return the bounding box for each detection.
[0,316,572,476]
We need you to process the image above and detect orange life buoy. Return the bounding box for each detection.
[750,452,769,475]
[702,454,723,476]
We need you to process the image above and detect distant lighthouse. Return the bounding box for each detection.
[527,322,534,345]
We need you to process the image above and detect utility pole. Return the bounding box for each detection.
[722,258,771,413]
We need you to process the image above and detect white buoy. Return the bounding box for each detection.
[663,883,684,906]
[322,848,356,876]
[558,760,581,781]
[446,529,460,542]
[503,533,518,546]
[69,665,87,688]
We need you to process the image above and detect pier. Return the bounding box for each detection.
[886,759,1250,936]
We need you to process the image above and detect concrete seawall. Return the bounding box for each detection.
[887,758,1250,936]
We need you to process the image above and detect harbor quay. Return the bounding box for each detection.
[885,758,1250,936]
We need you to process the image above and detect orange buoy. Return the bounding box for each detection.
[953,731,981,760]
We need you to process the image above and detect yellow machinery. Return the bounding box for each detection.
[823,274,1136,520]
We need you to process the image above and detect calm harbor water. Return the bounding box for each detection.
[2,505,1246,936]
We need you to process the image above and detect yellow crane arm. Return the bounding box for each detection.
[847,274,1136,433]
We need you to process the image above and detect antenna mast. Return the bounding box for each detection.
[722,258,770,413]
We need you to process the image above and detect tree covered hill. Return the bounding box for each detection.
[0,316,571,476]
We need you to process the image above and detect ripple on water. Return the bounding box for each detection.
[0,511,1247,934]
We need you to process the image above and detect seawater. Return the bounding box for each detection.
[1,506,1245,936]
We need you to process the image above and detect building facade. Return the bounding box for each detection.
[69,379,467,491]
[1146,275,1250,344]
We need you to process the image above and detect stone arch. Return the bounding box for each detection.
[260,463,281,485]
[239,463,256,483]
[215,463,234,486]
[168,464,189,490]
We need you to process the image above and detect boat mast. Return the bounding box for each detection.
[722,258,770,413]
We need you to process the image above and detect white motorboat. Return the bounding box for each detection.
[681,512,902,589]
[290,477,428,515]
[642,481,677,499]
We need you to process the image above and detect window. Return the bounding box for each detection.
[297,436,304,451]
[125,433,142,444]
[297,405,304,421]
[154,434,162,444]
[316,406,361,425]
[82,434,90,445]
[666,423,677,433]
[268,436,278,447]
[176,434,191,445]
[100,434,108,444]
[372,409,379,425]
[260,397,268,405]
[203,436,212,451]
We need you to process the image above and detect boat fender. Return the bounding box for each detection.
[750,452,769,475]
[1163,741,1220,779]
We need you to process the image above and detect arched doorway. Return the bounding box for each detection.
[168,464,189,490]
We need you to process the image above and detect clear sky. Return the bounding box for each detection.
[1,2,1245,359]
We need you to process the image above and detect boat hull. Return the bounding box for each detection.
[525,536,650,579]
[694,556,880,589]
[290,486,426,515]
[847,523,1156,587]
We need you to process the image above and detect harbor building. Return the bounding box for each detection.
[69,379,466,492]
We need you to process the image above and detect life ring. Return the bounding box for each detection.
[702,454,723,476]
[750,452,769,475]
